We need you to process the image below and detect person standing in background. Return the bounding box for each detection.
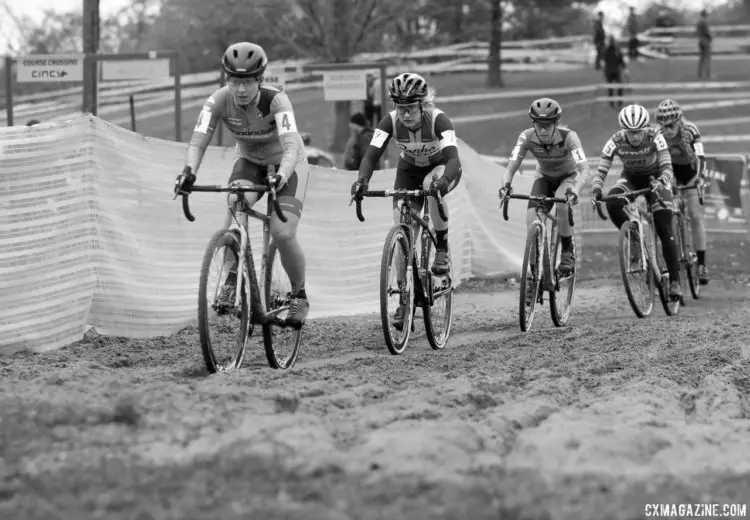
[344,112,380,171]
[370,73,383,126]
[363,74,375,128]
[626,7,640,60]
[696,9,713,80]
[603,35,628,110]
[593,12,606,70]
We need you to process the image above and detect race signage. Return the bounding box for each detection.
[17,54,84,83]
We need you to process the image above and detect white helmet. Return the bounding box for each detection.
[618,104,650,130]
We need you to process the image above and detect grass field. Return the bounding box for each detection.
[111,58,750,159]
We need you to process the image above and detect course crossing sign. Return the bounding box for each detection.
[17,54,85,83]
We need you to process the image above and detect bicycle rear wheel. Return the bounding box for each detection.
[197,229,252,373]
[617,221,654,318]
[549,226,576,327]
[422,236,454,350]
[380,225,414,355]
[681,215,701,299]
[519,223,542,332]
[261,241,303,369]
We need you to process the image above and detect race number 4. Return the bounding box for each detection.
[275,111,297,134]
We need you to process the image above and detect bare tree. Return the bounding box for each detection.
[487,0,504,88]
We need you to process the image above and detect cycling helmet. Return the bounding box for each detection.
[222,42,268,79]
[529,98,562,123]
[656,98,682,124]
[389,73,429,104]
[618,104,650,130]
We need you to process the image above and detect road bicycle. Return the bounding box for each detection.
[499,192,577,332]
[353,188,454,355]
[672,179,706,300]
[593,181,680,318]
[177,166,303,372]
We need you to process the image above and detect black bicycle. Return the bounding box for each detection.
[353,188,454,355]
[177,167,303,372]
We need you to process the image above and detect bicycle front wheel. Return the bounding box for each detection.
[380,225,414,355]
[617,221,654,318]
[197,229,252,373]
[261,241,303,369]
[422,237,454,350]
[550,227,576,327]
[519,223,542,332]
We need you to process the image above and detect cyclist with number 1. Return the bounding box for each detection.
[173,42,311,329]
[499,98,591,278]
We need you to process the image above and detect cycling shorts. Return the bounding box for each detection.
[228,157,310,218]
[393,158,461,211]
[528,173,577,212]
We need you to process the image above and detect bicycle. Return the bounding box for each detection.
[592,179,681,319]
[499,192,577,332]
[177,166,303,372]
[352,188,454,355]
[672,178,706,300]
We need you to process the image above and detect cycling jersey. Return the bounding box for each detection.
[503,127,589,189]
[662,119,704,166]
[593,127,673,192]
[358,107,461,184]
[185,85,304,181]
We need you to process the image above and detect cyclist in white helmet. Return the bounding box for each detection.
[499,97,591,276]
[351,72,462,330]
[656,98,709,285]
[174,42,311,328]
[592,104,683,300]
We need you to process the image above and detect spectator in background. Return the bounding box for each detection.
[626,7,640,60]
[697,9,713,80]
[603,35,628,110]
[344,112,380,171]
[593,12,606,70]
[363,74,375,126]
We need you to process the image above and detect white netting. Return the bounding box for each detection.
[1,114,557,353]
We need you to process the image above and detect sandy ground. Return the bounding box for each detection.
[1,234,749,520]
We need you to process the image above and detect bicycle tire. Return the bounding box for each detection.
[682,215,701,299]
[617,221,654,318]
[519,223,542,332]
[197,229,252,373]
[261,241,303,369]
[422,235,454,350]
[652,228,680,316]
[380,225,414,355]
[549,225,576,327]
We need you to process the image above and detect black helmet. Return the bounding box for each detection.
[221,42,268,79]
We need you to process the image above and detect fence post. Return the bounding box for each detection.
[4,56,13,126]
[129,95,136,131]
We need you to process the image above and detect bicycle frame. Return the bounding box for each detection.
[178,168,288,326]
[500,193,575,292]
[355,188,451,306]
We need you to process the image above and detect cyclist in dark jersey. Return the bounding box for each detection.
[656,98,709,285]
[174,42,310,328]
[351,72,462,330]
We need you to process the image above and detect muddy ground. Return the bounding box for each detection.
[1,233,749,520]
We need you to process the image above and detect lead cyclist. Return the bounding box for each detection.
[655,98,709,285]
[173,42,310,329]
[499,98,591,281]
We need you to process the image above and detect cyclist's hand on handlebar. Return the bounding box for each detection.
[498,182,512,200]
[591,186,603,202]
[351,178,368,198]
[432,176,451,196]
[174,165,196,195]
[651,175,669,193]
[565,187,579,205]
[267,172,286,190]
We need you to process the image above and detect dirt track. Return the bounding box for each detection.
[2,267,750,519]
